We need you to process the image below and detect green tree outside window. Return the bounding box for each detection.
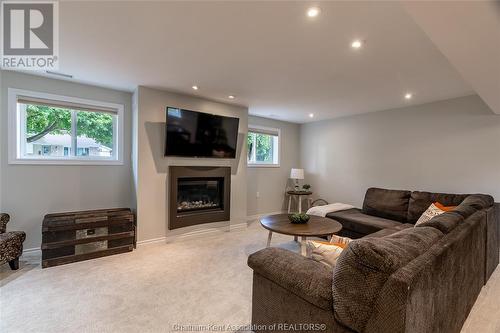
[25,104,114,148]
[247,131,276,163]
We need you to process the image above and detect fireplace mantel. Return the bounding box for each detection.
[169,166,231,230]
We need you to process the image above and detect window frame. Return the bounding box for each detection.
[8,88,124,165]
[247,125,281,168]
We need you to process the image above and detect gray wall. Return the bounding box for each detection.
[0,71,133,249]
[300,95,500,206]
[247,116,301,216]
[134,86,248,243]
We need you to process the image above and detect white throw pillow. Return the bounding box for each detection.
[306,241,345,267]
[415,203,445,226]
[306,235,352,268]
[329,234,352,246]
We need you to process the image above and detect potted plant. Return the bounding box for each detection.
[302,184,311,191]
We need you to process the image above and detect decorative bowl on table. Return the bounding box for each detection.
[288,213,310,224]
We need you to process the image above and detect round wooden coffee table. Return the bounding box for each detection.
[260,214,343,255]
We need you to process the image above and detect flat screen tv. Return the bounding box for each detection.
[165,107,239,158]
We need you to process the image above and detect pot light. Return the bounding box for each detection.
[228,95,235,99]
[309,113,314,118]
[192,85,199,90]
[351,40,362,49]
[307,7,321,18]
[405,93,413,100]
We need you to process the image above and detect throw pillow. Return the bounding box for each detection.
[415,203,445,226]
[434,202,457,212]
[306,241,345,267]
[329,234,352,248]
[306,235,352,267]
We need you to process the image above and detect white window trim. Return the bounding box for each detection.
[247,125,281,168]
[8,88,124,165]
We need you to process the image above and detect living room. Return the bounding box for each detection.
[1,1,499,333]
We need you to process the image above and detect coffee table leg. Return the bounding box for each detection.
[267,231,273,247]
[300,236,307,256]
[294,236,298,242]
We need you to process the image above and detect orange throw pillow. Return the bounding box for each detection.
[434,202,456,212]
[312,240,348,249]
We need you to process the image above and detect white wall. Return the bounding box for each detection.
[301,95,500,207]
[134,86,248,243]
[247,116,301,216]
[0,71,133,249]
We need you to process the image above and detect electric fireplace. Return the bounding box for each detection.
[169,166,231,229]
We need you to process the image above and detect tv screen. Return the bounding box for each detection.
[165,107,239,158]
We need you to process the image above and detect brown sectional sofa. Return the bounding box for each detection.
[247,188,499,333]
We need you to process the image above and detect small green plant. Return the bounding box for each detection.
[302,184,311,191]
[288,213,310,224]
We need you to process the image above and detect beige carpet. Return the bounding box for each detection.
[1,220,499,333]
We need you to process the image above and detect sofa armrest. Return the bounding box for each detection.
[248,247,333,310]
[0,213,9,234]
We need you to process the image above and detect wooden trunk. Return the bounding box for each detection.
[42,208,135,268]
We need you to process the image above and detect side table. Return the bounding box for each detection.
[287,190,313,213]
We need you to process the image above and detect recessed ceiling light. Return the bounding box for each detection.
[309,113,314,118]
[192,85,199,90]
[307,7,321,18]
[228,95,235,99]
[405,93,413,100]
[351,40,362,49]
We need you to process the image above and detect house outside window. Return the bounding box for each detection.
[247,126,280,167]
[8,88,124,165]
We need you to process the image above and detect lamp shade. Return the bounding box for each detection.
[290,168,304,180]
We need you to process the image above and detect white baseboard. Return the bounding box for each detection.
[137,220,250,247]
[23,247,41,255]
[136,236,167,246]
[136,212,285,246]
[24,212,284,253]
[246,210,286,222]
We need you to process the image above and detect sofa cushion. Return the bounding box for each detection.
[408,191,469,223]
[362,188,411,222]
[365,223,414,238]
[453,204,478,219]
[248,247,334,310]
[460,194,494,211]
[332,226,443,332]
[327,208,402,235]
[448,194,494,220]
[416,211,464,234]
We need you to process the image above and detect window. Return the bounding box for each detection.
[247,126,280,167]
[8,88,124,165]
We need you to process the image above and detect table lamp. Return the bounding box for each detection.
[290,168,304,191]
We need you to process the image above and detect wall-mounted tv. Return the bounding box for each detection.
[165,107,240,158]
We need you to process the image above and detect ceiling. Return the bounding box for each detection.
[403,1,500,115]
[44,1,481,123]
